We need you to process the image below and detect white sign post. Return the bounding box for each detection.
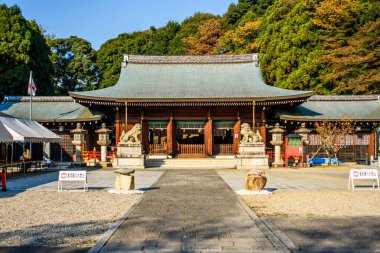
[58,171,88,192]
[348,169,379,190]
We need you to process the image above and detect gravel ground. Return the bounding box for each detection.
[242,189,380,217]
[0,190,140,248]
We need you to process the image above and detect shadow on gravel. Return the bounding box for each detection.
[0,246,90,253]
[270,216,380,252]
[0,220,112,250]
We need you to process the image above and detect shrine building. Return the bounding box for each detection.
[0,54,379,165]
[69,54,313,157]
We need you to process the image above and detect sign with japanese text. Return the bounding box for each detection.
[348,169,379,189]
[59,171,86,181]
[58,171,88,192]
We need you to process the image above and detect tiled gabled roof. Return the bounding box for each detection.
[124,54,257,64]
[70,54,313,102]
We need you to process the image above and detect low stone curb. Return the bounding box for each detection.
[87,171,166,253]
[261,217,298,251]
[217,172,292,253]
[236,197,291,253]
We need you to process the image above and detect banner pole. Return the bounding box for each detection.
[29,71,33,159]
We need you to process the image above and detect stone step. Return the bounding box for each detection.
[146,158,237,169]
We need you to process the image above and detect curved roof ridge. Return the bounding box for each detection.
[124,54,257,64]
[308,95,380,101]
[3,96,74,103]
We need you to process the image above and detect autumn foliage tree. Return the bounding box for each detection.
[219,19,261,54]
[183,18,224,55]
[314,121,353,165]
[312,0,380,94]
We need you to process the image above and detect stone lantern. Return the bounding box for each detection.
[269,123,285,167]
[96,123,112,168]
[295,123,310,144]
[71,123,87,167]
[295,122,310,166]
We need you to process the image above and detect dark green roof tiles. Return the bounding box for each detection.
[70,54,313,101]
[276,95,380,121]
[0,96,103,122]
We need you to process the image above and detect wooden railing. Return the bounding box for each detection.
[214,144,233,154]
[82,150,116,162]
[149,144,167,154]
[178,144,205,154]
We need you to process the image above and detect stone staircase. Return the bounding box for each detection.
[145,157,237,169]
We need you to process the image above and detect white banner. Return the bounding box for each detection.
[348,169,379,189]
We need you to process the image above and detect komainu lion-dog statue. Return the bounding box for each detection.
[240,123,263,143]
[119,123,142,144]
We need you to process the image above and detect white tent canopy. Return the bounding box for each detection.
[0,116,61,143]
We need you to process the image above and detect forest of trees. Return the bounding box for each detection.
[0,0,379,96]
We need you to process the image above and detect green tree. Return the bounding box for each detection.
[0,4,53,96]
[259,0,324,92]
[48,36,99,94]
[222,0,274,29]
[96,21,181,89]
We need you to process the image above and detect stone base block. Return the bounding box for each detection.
[100,161,113,168]
[115,175,135,190]
[271,161,284,168]
[117,143,143,157]
[113,156,145,169]
[236,155,269,170]
[70,161,87,168]
[238,143,265,155]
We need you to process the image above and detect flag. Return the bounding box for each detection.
[28,72,37,96]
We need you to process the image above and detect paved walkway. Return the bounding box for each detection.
[99,170,284,252]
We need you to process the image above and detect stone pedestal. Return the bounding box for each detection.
[99,145,112,168]
[113,143,145,169]
[271,145,284,167]
[71,144,87,167]
[236,143,269,169]
[114,168,135,191]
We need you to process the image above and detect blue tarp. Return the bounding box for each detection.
[308,158,342,165]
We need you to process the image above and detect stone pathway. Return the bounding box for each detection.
[99,170,284,252]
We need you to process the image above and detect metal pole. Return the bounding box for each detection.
[11,143,13,173]
[29,71,33,159]
[23,143,25,175]
[60,145,63,169]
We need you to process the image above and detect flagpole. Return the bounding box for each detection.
[29,71,32,159]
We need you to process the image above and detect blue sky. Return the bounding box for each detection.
[1,0,237,50]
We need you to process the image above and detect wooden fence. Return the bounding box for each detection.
[178,144,205,154]
[213,144,233,154]
[149,144,167,154]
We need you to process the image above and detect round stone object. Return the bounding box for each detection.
[114,168,135,175]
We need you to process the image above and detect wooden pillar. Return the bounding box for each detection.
[125,102,128,131]
[233,117,241,154]
[369,132,375,158]
[167,114,177,156]
[167,118,173,155]
[252,102,256,131]
[141,111,148,154]
[260,107,266,145]
[204,119,213,156]
[115,107,120,146]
